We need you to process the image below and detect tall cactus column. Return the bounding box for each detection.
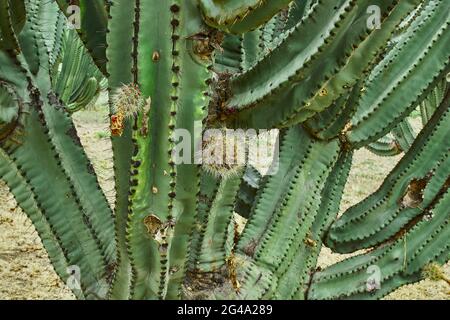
[107,0,214,299]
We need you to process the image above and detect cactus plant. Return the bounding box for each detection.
[0,0,449,300]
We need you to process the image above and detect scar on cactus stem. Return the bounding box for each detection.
[110,113,125,137]
[143,214,163,237]
[304,234,317,248]
[140,97,151,137]
[226,218,241,293]
[0,84,24,146]
[110,84,146,137]
[401,175,431,209]
[152,51,160,62]
[226,252,241,293]
[143,214,176,246]
[188,30,225,62]
[206,72,233,124]
[339,122,353,150]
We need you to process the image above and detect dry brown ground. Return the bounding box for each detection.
[0,108,448,300]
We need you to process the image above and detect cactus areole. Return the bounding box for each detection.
[0,0,449,300]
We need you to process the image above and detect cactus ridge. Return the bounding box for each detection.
[326,89,450,253]
[215,34,243,73]
[347,0,450,147]
[366,136,403,157]
[199,0,293,34]
[195,173,242,273]
[308,187,449,299]
[234,166,262,219]
[189,170,221,271]
[54,0,108,74]
[105,0,136,300]
[225,0,423,130]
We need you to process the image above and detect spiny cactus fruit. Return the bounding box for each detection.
[0,0,448,300]
[110,84,148,137]
[200,128,246,178]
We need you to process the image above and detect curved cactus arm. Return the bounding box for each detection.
[23,1,116,266]
[391,118,416,152]
[18,0,64,73]
[274,151,353,300]
[215,33,243,73]
[54,0,108,75]
[234,166,262,219]
[235,126,341,299]
[240,30,259,71]
[420,78,448,125]
[326,90,450,254]
[193,173,242,273]
[188,169,221,271]
[33,0,67,70]
[0,149,86,299]
[308,187,450,300]
[20,0,67,73]
[366,135,402,157]
[234,127,311,299]
[0,0,24,51]
[47,8,65,66]
[366,118,416,158]
[346,0,450,148]
[52,31,103,113]
[284,0,314,31]
[223,0,422,130]
[1,0,117,299]
[43,94,117,260]
[37,0,65,67]
[302,82,363,141]
[236,127,311,255]
[226,0,354,118]
[15,110,113,299]
[1,101,113,299]
[198,0,293,34]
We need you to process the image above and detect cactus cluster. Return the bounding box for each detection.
[0,0,448,300]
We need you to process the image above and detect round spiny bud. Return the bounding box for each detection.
[111,83,145,119]
[200,128,245,179]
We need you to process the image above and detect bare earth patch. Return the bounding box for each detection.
[0,109,448,300]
